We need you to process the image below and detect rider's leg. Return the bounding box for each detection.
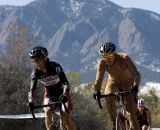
[123,93,141,130]
[142,125,148,130]
[104,83,118,130]
[105,95,117,130]
[43,98,54,130]
[125,117,130,130]
[61,111,76,130]
[60,93,76,130]
[44,107,53,130]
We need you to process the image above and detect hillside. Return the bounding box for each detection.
[0,0,160,84]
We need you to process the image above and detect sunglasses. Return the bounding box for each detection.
[138,105,144,108]
[102,53,114,59]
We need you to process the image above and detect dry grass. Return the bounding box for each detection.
[152,114,160,127]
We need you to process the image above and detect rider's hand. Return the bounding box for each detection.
[28,102,34,112]
[93,91,101,100]
[63,89,69,97]
[59,95,68,103]
[130,85,138,95]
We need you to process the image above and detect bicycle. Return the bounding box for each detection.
[96,91,132,130]
[30,100,68,130]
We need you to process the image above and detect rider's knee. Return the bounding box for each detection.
[44,107,52,116]
[62,112,73,124]
[62,111,70,119]
[142,125,148,130]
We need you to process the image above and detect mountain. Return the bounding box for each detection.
[0,0,160,84]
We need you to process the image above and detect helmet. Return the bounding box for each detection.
[99,42,116,55]
[138,99,145,106]
[29,46,48,59]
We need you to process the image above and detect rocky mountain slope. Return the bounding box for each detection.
[0,0,160,84]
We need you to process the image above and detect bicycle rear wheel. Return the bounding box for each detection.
[116,116,126,130]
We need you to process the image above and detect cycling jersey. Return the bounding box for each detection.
[28,60,70,101]
[137,108,150,127]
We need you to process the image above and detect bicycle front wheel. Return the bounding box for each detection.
[115,116,126,130]
[49,121,66,130]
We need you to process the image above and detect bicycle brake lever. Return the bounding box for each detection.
[97,98,103,109]
[31,109,36,120]
[62,103,69,113]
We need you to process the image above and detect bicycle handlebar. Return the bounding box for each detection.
[30,100,68,120]
[101,91,131,98]
[97,98,103,109]
[97,91,131,109]
[33,101,62,109]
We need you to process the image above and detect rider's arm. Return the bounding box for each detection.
[28,70,38,102]
[56,64,70,94]
[94,59,106,92]
[125,55,141,87]
[146,110,152,129]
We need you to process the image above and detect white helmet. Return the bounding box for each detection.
[138,99,145,106]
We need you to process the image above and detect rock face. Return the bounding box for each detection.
[0,0,160,83]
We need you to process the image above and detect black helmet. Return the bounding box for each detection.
[29,46,48,59]
[99,42,116,55]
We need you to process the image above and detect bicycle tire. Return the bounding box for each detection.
[50,113,67,130]
[116,116,126,130]
[49,120,66,130]
[49,120,60,130]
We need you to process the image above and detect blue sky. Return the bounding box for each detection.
[110,0,160,14]
[0,0,160,14]
[0,0,34,6]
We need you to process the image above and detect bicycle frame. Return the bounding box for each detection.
[97,91,131,130]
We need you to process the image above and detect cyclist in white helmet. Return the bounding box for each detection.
[137,99,152,130]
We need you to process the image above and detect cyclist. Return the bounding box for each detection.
[93,42,141,130]
[28,46,76,130]
[137,99,152,130]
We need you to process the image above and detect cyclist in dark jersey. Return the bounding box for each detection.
[137,99,152,130]
[28,46,76,130]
